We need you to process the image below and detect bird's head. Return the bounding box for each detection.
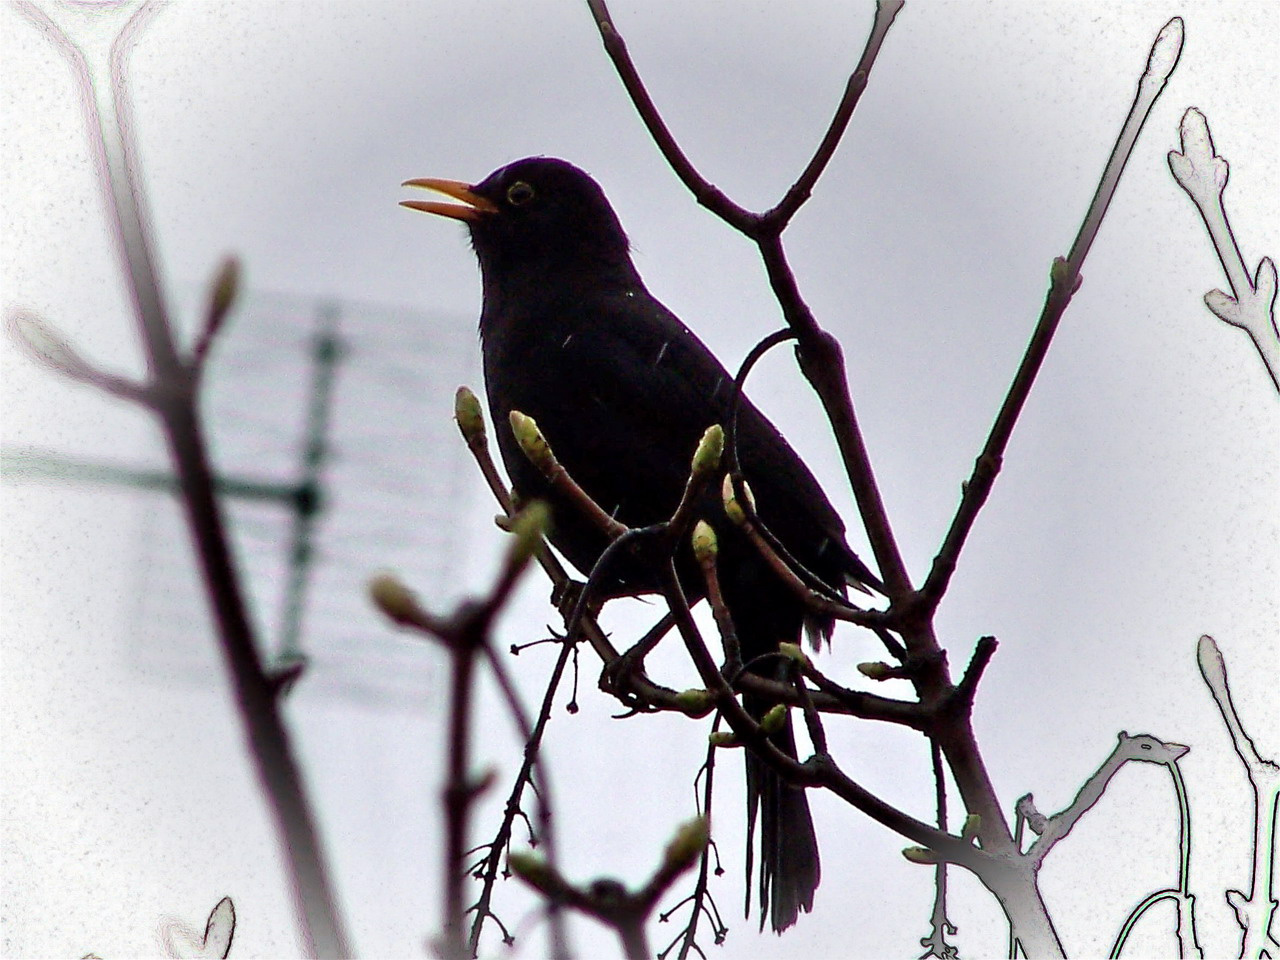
[402,157,635,288]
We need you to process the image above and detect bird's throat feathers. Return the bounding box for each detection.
[474,240,643,339]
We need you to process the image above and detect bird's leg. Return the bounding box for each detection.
[600,612,676,700]
[551,577,588,622]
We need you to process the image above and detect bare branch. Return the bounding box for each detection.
[13,5,352,954]
[659,563,971,863]
[7,311,152,405]
[471,640,571,959]
[921,19,1186,609]
[1025,732,1190,869]
[510,818,708,960]
[1198,636,1280,959]
[1169,108,1280,391]
[765,0,905,229]
[585,0,758,234]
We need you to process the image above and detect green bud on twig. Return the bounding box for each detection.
[777,642,811,668]
[470,767,498,798]
[209,255,241,326]
[690,424,724,477]
[507,501,550,568]
[708,731,741,748]
[902,846,939,865]
[760,703,788,735]
[508,852,555,891]
[674,688,714,714]
[722,474,745,526]
[1049,256,1082,295]
[858,661,892,680]
[368,573,422,626]
[454,386,486,445]
[9,312,94,381]
[691,520,718,563]
[509,410,556,475]
[662,817,710,872]
[961,813,982,841]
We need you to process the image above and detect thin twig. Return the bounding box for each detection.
[586,1,912,594]
[659,562,969,862]
[456,388,620,666]
[918,740,958,959]
[724,478,887,629]
[510,819,709,960]
[660,736,728,959]
[755,233,911,596]
[725,328,796,470]
[474,640,572,959]
[765,1,905,230]
[372,508,549,960]
[919,18,1186,610]
[1197,636,1280,959]
[1169,108,1280,392]
[585,0,758,233]
[1023,732,1189,869]
[7,312,153,405]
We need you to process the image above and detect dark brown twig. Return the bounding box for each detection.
[658,562,972,863]
[918,741,959,959]
[919,19,1185,611]
[692,522,742,672]
[586,0,912,595]
[455,388,620,667]
[764,0,905,230]
[723,477,887,630]
[511,819,710,960]
[190,256,240,378]
[725,328,797,478]
[754,232,911,595]
[664,735,728,959]
[510,410,629,541]
[585,0,757,234]
[371,504,550,960]
[472,640,571,959]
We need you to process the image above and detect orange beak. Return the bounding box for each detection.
[400,178,499,221]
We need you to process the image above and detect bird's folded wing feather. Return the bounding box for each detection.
[496,291,862,585]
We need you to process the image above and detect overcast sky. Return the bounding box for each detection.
[3,3,1278,959]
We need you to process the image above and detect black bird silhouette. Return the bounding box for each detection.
[403,157,879,932]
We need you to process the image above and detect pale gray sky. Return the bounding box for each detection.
[3,3,1277,959]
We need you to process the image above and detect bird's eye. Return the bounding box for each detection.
[506,181,535,206]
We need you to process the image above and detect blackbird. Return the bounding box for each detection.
[403,157,879,932]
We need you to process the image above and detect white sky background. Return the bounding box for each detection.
[3,2,1278,959]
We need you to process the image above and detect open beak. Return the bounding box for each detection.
[400,178,499,221]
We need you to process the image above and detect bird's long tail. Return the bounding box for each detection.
[744,700,820,933]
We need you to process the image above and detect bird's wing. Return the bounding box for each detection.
[494,289,870,590]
